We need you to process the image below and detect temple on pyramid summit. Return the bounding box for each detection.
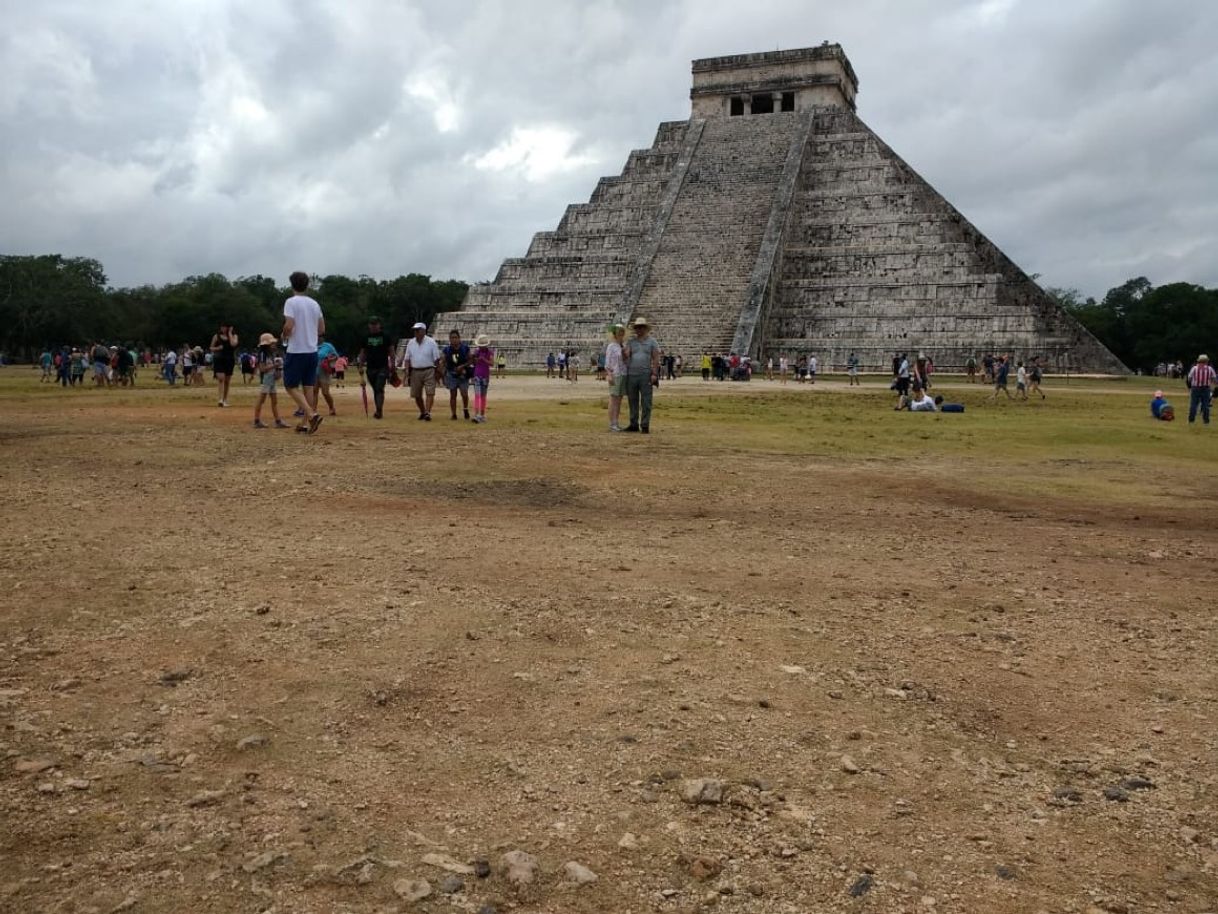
[436,44,1126,373]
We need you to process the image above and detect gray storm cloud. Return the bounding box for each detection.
[1,0,1215,298]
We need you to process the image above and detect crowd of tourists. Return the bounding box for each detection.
[26,274,1216,432]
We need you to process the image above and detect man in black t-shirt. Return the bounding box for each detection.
[443,330,472,420]
[358,316,394,419]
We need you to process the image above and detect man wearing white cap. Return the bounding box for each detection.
[401,322,443,421]
[1186,353,1214,425]
[622,317,661,433]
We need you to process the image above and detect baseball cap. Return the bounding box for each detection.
[412,322,426,330]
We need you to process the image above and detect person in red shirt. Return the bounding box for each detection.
[1186,354,1215,425]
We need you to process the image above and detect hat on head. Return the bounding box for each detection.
[367,315,381,324]
[631,316,650,328]
[610,322,625,333]
[412,322,427,331]
[258,332,277,346]
[474,334,490,347]
[1200,354,1210,362]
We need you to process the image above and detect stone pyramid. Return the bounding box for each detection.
[436,44,1125,373]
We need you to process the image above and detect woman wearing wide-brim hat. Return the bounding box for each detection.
[621,317,661,433]
[471,334,494,423]
[604,323,627,431]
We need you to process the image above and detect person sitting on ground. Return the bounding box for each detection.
[934,395,965,413]
[1150,390,1175,421]
[895,385,936,411]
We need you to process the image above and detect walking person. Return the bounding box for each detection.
[443,329,472,420]
[622,317,660,433]
[1186,354,1215,425]
[280,271,325,434]
[163,348,178,385]
[965,354,977,383]
[701,351,711,381]
[314,334,339,416]
[252,333,289,428]
[895,353,911,398]
[210,322,238,407]
[1028,357,1046,399]
[847,351,860,386]
[546,352,556,379]
[990,354,1014,400]
[402,322,442,421]
[471,334,493,423]
[357,316,394,420]
[808,354,818,384]
[605,323,626,432]
[496,351,506,379]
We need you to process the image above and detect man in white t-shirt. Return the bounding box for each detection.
[401,322,443,420]
[281,271,325,434]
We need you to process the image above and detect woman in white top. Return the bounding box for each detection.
[605,326,626,431]
[779,355,788,384]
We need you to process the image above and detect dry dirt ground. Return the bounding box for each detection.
[1,372,1216,914]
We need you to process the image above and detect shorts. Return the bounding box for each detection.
[259,372,278,394]
[847,367,858,376]
[335,371,345,381]
[472,376,490,395]
[213,360,234,377]
[316,371,331,388]
[1017,382,1026,391]
[283,351,319,388]
[93,361,108,377]
[410,366,437,398]
[608,374,626,397]
[445,371,469,392]
[183,366,194,377]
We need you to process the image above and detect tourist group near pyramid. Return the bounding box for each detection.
[436,43,1126,374]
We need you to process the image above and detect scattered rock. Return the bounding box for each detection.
[109,893,139,913]
[65,778,91,790]
[186,789,226,808]
[254,604,271,615]
[237,734,269,751]
[14,758,56,774]
[242,850,287,873]
[52,678,83,691]
[394,878,432,902]
[618,832,639,849]
[477,905,499,914]
[689,857,722,881]
[840,755,861,775]
[1103,786,1130,803]
[500,850,540,886]
[1119,776,1155,791]
[848,874,874,897]
[422,853,475,875]
[439,874,465,894]
[36,782,57,794]
[473,859,491,879]
[995,865,1018,880]
[563,861,598,885]
[1052,786,1083,803]
[780,665,807,675]
[680,778,724,805]
[159,669,193,686]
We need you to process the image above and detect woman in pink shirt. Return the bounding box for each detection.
[471,335,494,423]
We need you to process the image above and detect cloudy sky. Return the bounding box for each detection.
[2,0,1216,298]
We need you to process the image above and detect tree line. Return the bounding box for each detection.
[1047,277,1218,374]
[0,254,469,361]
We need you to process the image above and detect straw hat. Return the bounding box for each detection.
[474,334,490,347]
[631,316,650,328]
[258,332,277,346]
[1199,354,1210,362]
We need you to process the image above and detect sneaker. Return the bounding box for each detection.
[609,424,621,432]
[451,414,458,420]
[295,425,309,433]
[308,413,323,434]
[373,411,383,420]
[624,425,639,433]
[294,409,305,418]
[274,420,289,428]
[463,409,470,420]
[640,426,650,434]
[253,420,268,429]
[218,400,225,407]
[423,413,432,421]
